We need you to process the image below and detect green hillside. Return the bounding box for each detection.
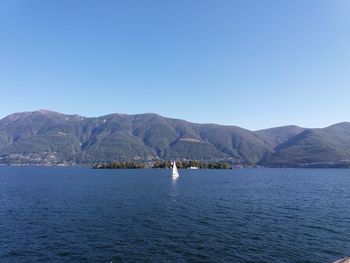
[1,110,349,167]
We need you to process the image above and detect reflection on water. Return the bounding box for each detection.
[169,175,179,202]
[171,175,178,184]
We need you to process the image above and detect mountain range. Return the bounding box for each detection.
[0,110,349,167]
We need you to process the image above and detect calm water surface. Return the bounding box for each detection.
[0,167,349,262]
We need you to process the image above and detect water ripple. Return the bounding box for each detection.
[0,167,350,262]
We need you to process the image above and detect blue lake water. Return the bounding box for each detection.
[0,167,349,262]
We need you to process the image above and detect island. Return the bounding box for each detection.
[92,160,232,169]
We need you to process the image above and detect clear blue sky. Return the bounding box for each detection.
[0,0,349,130]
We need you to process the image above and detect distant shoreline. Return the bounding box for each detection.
[92,161,232,169]
[1,163,350,169]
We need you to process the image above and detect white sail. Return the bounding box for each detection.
[172,161,179,178]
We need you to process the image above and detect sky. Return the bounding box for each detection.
[0,0,349,130]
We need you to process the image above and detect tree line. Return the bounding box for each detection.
[92,161,146,169]
[93,160,231,169]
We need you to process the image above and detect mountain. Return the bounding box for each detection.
[0,110,349,167]
[255,125,306,147]
[0,110,272,165]
[259,122,350,167]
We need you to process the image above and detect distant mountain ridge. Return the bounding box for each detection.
[0,110,349,167]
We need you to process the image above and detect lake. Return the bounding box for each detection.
[0,167,349,262]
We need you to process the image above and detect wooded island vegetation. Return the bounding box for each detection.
[92,160,232,169]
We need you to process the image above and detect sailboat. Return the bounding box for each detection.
[172,161,179,179]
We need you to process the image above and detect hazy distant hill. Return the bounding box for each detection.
[255,125,306,147]
[259,122,350,167]
[0,110,349,167]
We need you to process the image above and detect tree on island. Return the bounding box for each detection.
[92,160,232,169]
